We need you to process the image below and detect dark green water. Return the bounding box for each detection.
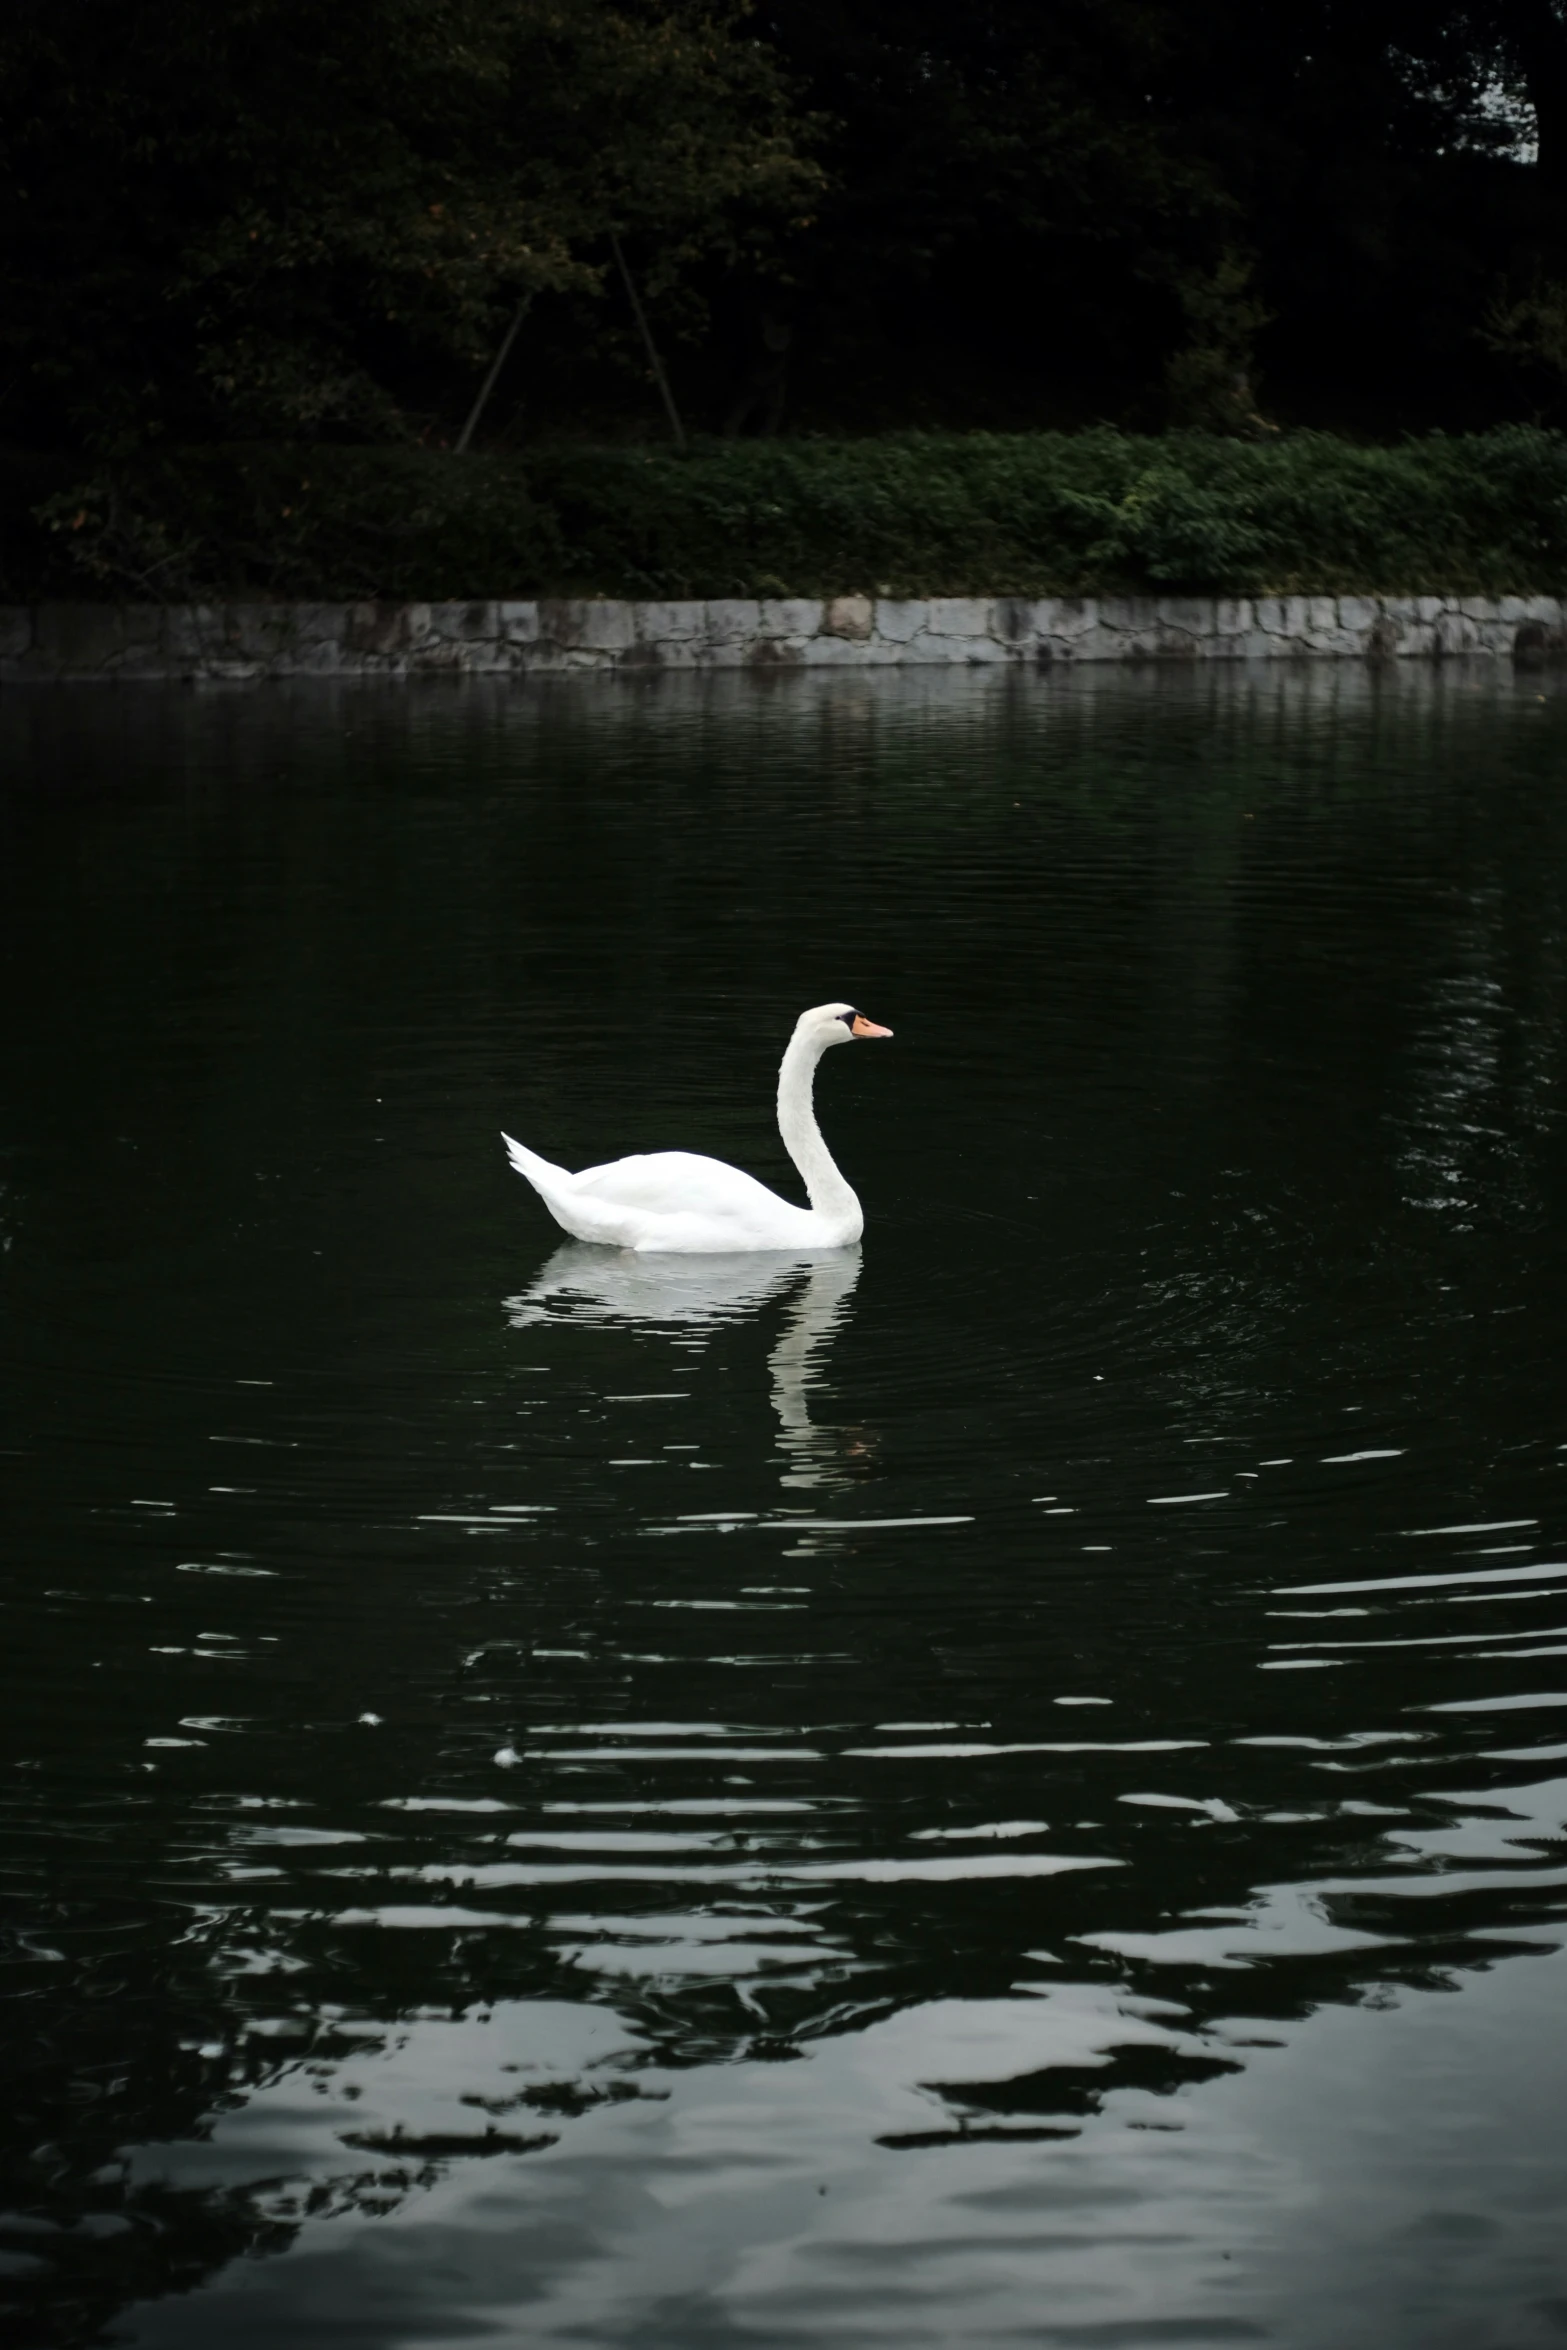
[4,666,1567,2350]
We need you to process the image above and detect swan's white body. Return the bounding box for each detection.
[502,1002,890,1253]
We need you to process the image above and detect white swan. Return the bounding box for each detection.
[502,1002,892,1253]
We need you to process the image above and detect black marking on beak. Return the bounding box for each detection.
[838,1009,857,1030]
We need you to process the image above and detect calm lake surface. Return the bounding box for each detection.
[4,665,1567,2349]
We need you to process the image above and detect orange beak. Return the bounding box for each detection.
[851,1014,893,1038]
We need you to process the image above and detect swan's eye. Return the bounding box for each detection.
[838,1010,856,1029]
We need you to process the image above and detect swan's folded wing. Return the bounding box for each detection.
[572,1150,790,1221]
[508,1142,819,1251]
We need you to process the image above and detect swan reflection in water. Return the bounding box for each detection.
[504,1245,868,1490]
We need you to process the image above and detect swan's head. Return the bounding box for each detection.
[799,1001,894,1049]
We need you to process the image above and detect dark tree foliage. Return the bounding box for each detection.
[742,0,1560,432]
[3,0,1567,447]
[0,0,819,447]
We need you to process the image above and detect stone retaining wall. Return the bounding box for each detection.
[4,592,1567,681]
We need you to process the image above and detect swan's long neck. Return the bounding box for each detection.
[777,1030,862,1236]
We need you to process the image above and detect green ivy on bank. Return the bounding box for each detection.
[7,428,1567,604]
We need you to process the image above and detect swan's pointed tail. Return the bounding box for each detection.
[501,1132,633,1248]
[501,1131,569,1195]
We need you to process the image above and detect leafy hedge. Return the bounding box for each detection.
[7,428,1567,602]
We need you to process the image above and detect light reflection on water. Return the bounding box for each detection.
[3,666,1567,2347]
